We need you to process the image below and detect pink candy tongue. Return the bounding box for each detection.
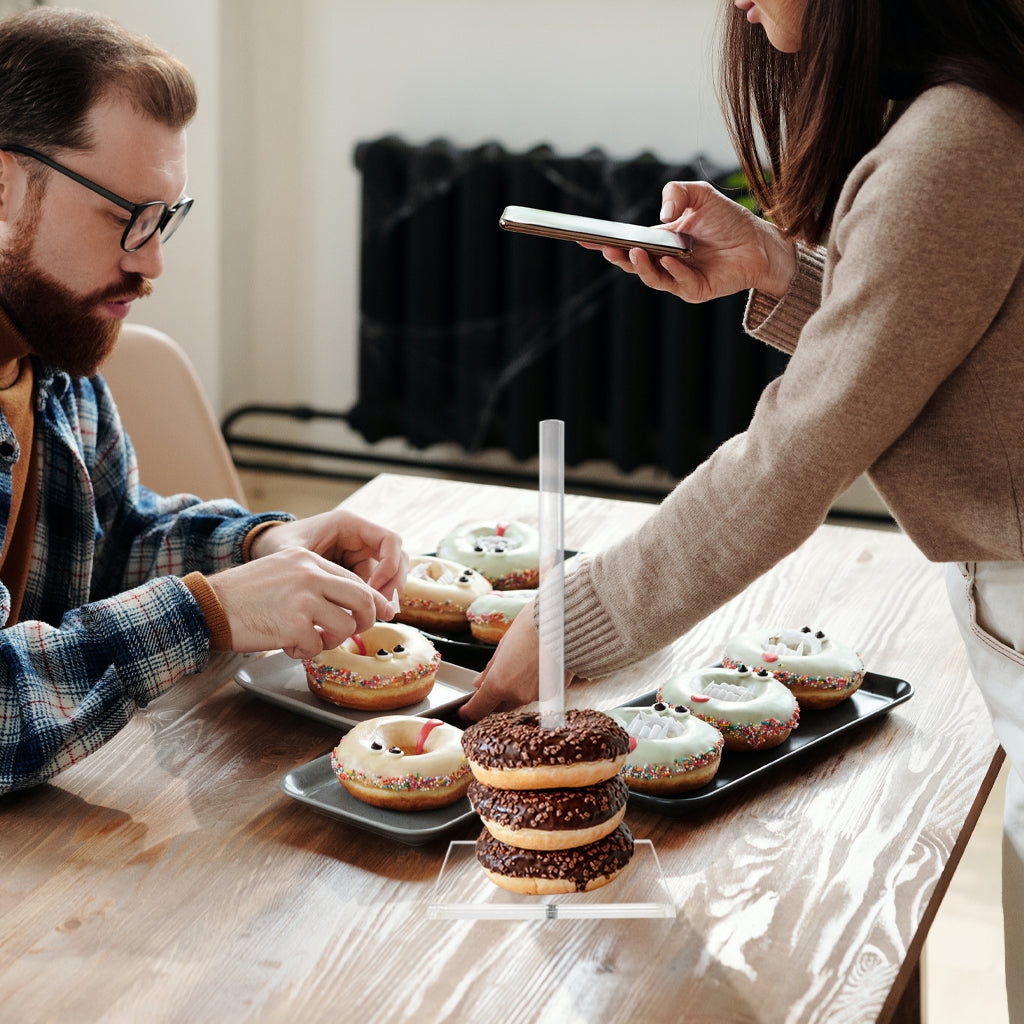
[351,633,367,655]
[495,522,507,537]
[417,719,442,755]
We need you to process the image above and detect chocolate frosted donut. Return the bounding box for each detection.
[462,708,630,790]
[475,822,634,894]
[469,776,628,851]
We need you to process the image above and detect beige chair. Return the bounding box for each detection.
[101,323,248,505]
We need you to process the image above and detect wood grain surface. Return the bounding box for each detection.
[0,473,1002,1024]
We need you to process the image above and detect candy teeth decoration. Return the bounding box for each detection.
[659,663,799,752]
[723,626,865,710]
[609,702,724,795]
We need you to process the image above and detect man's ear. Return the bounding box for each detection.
[0,149,29,225]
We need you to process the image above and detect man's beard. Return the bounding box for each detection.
[0,207,153,378]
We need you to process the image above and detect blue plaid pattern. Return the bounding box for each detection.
[0,362,291,793]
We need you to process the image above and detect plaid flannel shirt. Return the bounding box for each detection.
[0,361,290,793]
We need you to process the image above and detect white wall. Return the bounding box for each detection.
[64,0,223,403]
[61,1,732,422]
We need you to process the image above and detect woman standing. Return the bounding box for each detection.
[461,2,1024,1017]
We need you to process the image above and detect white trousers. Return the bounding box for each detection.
[946,561,1024,1022]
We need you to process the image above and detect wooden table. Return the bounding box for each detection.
[0,473,1003,1024]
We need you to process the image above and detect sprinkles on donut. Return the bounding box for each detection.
[331,715,471,811]
[610,703,724,794]
[723,626,865,709]
[660,664,799,752]
[437,520,540,590]
[304,622,441,710]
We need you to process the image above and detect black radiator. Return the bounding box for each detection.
[348,136,787,477]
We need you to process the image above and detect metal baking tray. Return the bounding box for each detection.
[235,650,476,730]
[280,752,475,846]
[617,671,913,816]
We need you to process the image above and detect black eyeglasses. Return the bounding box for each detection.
[1,144,193,253]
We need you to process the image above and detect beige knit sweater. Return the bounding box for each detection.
[561,84,1024,678]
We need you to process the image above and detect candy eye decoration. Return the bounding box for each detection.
[653,701,668,711]
[370,740,384,751]
[375,649,392,660]
[374,644,407,660]
[673,705,691,716]
[386,746,403,756]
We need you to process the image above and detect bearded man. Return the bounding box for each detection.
[0,8,408,793]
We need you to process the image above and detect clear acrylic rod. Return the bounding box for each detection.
[538,419,565,730]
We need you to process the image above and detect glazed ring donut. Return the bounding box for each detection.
[659,664,800,752]
[466,589,535,644]
[609,703,724,795]
[437,520,540,590]
[330,716,471,811]
[475,822,634,894]
[462,708,630,790]
[723,626,865,709]
[468,775,628,851]
[397,555,492,631]
[304,622,441,710]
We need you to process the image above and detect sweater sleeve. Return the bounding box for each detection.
[744,242,827,353]
[560,86,1024,678]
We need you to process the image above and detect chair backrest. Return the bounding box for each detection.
[101,323,248,505]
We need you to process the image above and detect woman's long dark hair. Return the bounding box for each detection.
[719,0,1024,242]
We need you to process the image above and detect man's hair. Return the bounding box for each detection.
[718,0,1024,242]
[0,7,197,155]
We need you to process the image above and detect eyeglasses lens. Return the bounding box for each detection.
[123,199,193,252]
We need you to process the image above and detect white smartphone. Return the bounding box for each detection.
[499,205,693,259]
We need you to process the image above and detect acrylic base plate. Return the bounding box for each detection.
[427,840,674,920]
[235,650,476,730]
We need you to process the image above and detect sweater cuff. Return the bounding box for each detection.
[242,519,288,561]
[744,242,826,354]
[182,571,233,652]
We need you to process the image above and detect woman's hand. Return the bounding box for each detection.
[459,605,574,722]
[588,181,797,304]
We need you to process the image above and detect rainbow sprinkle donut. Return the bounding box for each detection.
[609,703,724,795]
[723,627,865,709]
[304,622,441,711]
[437,520,539,590]
[659,664,799,752]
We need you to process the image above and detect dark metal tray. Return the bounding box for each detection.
[618,671,913,817]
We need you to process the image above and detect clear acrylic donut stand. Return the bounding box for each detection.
[427,421,674,921]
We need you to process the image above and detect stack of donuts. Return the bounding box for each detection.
[462,708,634,894]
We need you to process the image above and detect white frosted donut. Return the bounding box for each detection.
[330,716,471,810]
[723,627,865,709]
[609,703,724,795]
[397,555,492,631]
[304,622,441,710]
[466,589,536,644]
[437,520,539,590]
[659,664,800,752]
